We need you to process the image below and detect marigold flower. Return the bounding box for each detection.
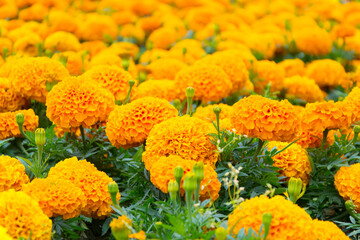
[82,65,135,101]
[0,38,12,55]
[139,48,170,64]
[142,115,218,170]
[47,157,120,218]
[284,76,324,103]
[133,79,180,101]
[9,57,70,102]
[175,65,232,102]
[301,101,353,132]
[0,190,52,240]
[18,3,48,21]
[52,51,89,76]
[110,215,132,232]
[44,31,81,52]
[278,58,305,77]
[253,60,285,93]
[266,141,312,184]
[335,163,360,211]
[331,24,356,39]
[0,155,29,192]
[106,97,178,149]
[13,33,42,57]
[147,58,187,80]
[292,129,335,149]
[231,95,300,142]
[0,226,12,240]
[0,2,17,19]
[306,59,346,88]
[47,10,78,33]
[81,40,107,57]
[0,109,38,140]
[310,220,350,240]
[76,13,118,41]
[137,16,162,34]
[46,77,115,129]
[150,155,221,201]
[22,177,86,219]
[293,27,332,56]
[147,27,178,50]
[0,77,28,112]
[344,86,360,123]
[129,230,146,240]
[228,195,313,238]
[193,103,233,122]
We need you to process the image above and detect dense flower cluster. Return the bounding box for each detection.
[46,77,115,129]
[106,97,178,149]
[142,116,218,170]
[150,155,221,201]
[0,190,52,240]
[0,78,28,112]
[0,109,38,140]
[47,157,120,218]
[228,195,313,239]
[22,177,86,219]
[266,141,312,183]
[335,163,360,210]
[231,95,300,141]
[283,76,324,103]
[0,155,29,192]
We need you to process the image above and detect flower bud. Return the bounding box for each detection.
[287,177,304,203]
[174,165,184,186]
[182,47,187,55]
[185,87,195,99]
[128,79,135,88]
[155,221,162,230]
[173,99,182,111]
[193,162,204,183]
[213,106,222,115]
[168,180,179,202]
[138,71,147,83]
[183,172,197,193]
[15,113,25,126]
[215,227,227,240]
[122,58,130,71]
[108,181,119,195]
[354,125,360,134]
[35,128,46,146]
[262,212,272,239]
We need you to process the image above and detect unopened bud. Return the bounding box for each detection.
[287,177,304,203]
[193,162,204,183]
[262,212,272,239]
[122,58,130,71]
[185,87,195,99]
[108,181,119,195]
[173,99,182,111]
[16,113,25,126]
[183,172,197,193]
[138,71,147,82]
[168,180,179,202]
[354,125,360,134]
[215,227,227,240]
[128,79,135,88]
[35,128,46,146]
[213,106,222,115]
[174,166,184,186]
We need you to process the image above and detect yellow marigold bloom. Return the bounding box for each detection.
[139,48,170,64]
[0,109,38,140]
[44,31,81,52]
[0,189,52,240]
[129,230,146,240]
[231,95,300,142]
[119,24,145,45]
[345,33,360,57]
[46,77,115,129]
[175,65,232,103]
[293,27,332,56]
[110,215,132,233]
[0,226,12,240]
[168,39,206,65]
[0,155,29,192]
[311,220,350,240]
[0,77,28,112]
[147,27,178,50]
[112,10,137,26]
[9,57,70,102]
[106,97,178,149]
[22,177,86,219]
[0,1,17,19]
[82,65,134,101]
[81,40,107,57]
[150,155,221,201]
[306,59,346,88]
[253,60,285,93]
[278,58,305,77]
[284,76,325,103]
[331,24,356,39]
[335,163,360,211]
[47,157,120,219]
[18,3,48,21]
[228,195,313,238]
[344,87,360,123]
[147,58,187,80]
[301,101,353,132]
[137,15,162,34]
[142,115,218,170]
[76,13,117,41]
[52,51,89,76]
[133,79,180,101]
[193,103,233,122]
[266,141,312,184]
[13,33,42,57]
[184,7,218,31]
[195,52,249,94]
[47,10,78,33]
[220,49,256,71]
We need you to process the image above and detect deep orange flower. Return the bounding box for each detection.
[293,27,332,56]
[147,58,187,80]
[278,59,305,77]
[306,59,346,88]
[147,27,178,49]
[0,155,29,192]
[253,60,285,93]
[0,77,28,112]
[133,80,180,101]
[283,76,324,103]
[311,220,350,240]
[44,31,81,52]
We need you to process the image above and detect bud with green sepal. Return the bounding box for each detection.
[215,227,227,240]
[35,128,46,174]
[183,172,197,222]
[345,200,360,221]
[185,87,195,116]
[173,99,182,113]
[108,182,127,215]
[193,162,204,203]
[174,165,184,201]
[285,177,306,203]
[213,106,222,138]
[16,113,35,145]
[138,71,147,84]
[168,180,179,203]
[262,213,272,240]
[353,125,360,145]
[122,58,130,71]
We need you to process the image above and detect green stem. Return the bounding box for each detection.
[79,125,87,151]
[18,124,35,145]
[252,139,264,162]
[186,97,192,116]
[124,84,134,104]
[216,113,221,139]
[321,129,329,152]
[194,181,201,204]
[111,194,127,216]
[185,191,193,224]
[37,145,43,174]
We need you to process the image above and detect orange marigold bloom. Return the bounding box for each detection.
[22,177,86,219]
[52,51,90,76]
[119,24,145,44]
[47,157,120,219]
[46,77,115,129]
[0,38,12,55]
[133,79,180,101]
[44,31,81,52]
[76,13,118,41]
[81,40,107,57]
[266,141,312,184]
[219,49,256,70]
[82,65,134,101]
[0,155,29,192]
[106,97,178,149]
[139,48,170,64]
[47,10,78,34]
[335,163,360,211]
[175,65,232,103]
[306,59,346,88]
[142,116,218,170]
[150,155,221,201]
[301,101,353,132]
[284,76,324,103]
[278,58,305,77]
[147,27,178,50]
[129,230,146,240]
[331,24,356,39]
[0,225,12,240]
[195,52,249,94]
[0,190,52,240]
[344,87,360,123]
[13,33,42,57]
[293,27,332,56]
[231,95,300,142]
[18,3,48,21]
[0,109,38,140]
[292,129,335,149]
[0,1,17,19]
[311,220,350,240]
[0,77,28,112]
[228,195,313,238]
[110,215,132,232]
[9,57,70,102]
[253,60,285,93]
[146,58,187,80]
[193,103,233,122]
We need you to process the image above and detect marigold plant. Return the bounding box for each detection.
[306,59,346,88]
[44,31,81,52]
[283,76,324,103]
[0,109,38,140]
[0,155,29,192]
